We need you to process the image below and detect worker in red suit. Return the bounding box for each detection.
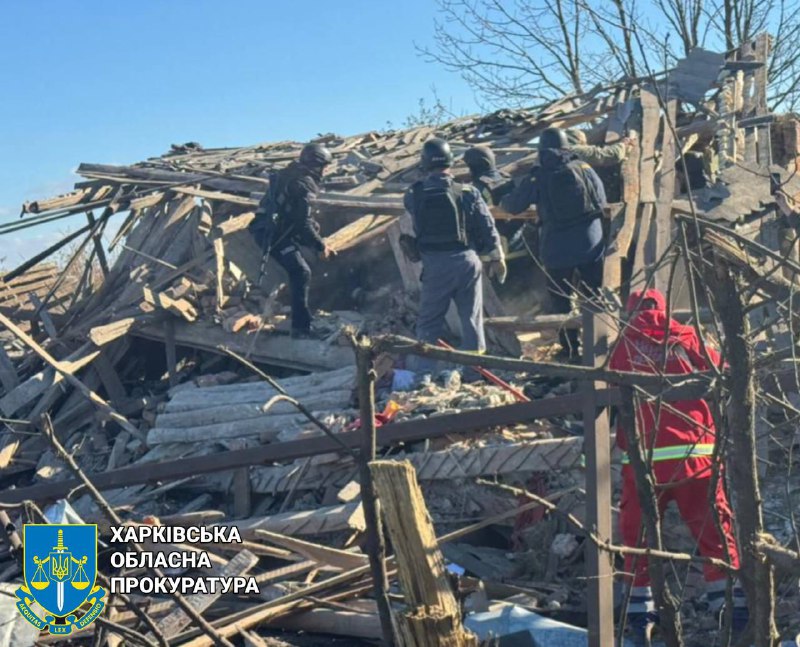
[609,288,748,643]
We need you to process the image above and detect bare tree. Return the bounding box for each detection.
[420,0,800,110]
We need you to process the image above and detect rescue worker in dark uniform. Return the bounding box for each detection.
[249,143,336,339]
[464,146,526,253]
[404,138,506,377]
[464,146,515,206]
[501,127,607,360]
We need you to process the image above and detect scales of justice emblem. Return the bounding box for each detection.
[16,525,106,635]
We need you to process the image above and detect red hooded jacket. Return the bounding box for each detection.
[609,289,722,481]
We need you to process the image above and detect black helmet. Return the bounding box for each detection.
[538,127,568,152]
[299,143,333,170]
[464,146,496,173]
[420,138,453,171]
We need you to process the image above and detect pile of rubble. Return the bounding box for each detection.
[0,33,799,646]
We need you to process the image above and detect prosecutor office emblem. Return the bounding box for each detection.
[16,524,106,635]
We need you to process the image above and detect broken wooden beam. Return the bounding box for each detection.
[371,459,477,646]
[133,319,354,372]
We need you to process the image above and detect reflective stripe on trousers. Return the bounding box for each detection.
[620,443,715,465]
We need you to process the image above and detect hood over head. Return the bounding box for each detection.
[626,288,666,314]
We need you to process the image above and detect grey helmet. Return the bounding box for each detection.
[538,127,568,152]
[420,138,453,171]
[299,143,333,170]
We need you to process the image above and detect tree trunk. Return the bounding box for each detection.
[705,259,778,647]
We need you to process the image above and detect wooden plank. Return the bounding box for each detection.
[153,550,258,638]
[639,87,659,203]
[213,237,227,309]
[387,218,420,297]
[252,529,368,570]
[86,211,110,277]
[653,99,678,292]
[754,33,771,167]
[0,345,20,393]
[605,118,641,291]
[631,203,655,289]
[324,214,397,253]
[0,343,97,416]
[370,460,476,646]
[582,308,614,647]
[0,265,59,289]
[133,318,354,373]
[142,286,197,321]
[89,314,160,347]
[218,503,365,536]
[93,351,127,405]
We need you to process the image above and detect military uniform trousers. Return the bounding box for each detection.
[416,249,485,374]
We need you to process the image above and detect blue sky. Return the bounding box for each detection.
[0,1,478,264]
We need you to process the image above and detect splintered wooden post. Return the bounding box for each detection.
[370,460,476,647]
[355,338,395,646]
[654,98,678,293]
[581,307,614,647]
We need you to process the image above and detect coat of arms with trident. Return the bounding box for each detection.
[17,524,105,635]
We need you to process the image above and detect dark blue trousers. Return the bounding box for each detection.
[416,249,485,373]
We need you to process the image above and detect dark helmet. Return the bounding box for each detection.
[420,138,453,171]
[299,143,333,170]
[463,146,496,173]
[538,127,568,152]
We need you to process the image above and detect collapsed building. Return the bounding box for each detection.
[0,34,799,646]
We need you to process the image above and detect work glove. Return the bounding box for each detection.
[487,258,508,284]
[482,247,507,284]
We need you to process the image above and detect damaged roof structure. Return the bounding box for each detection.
[1,32,799,646]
